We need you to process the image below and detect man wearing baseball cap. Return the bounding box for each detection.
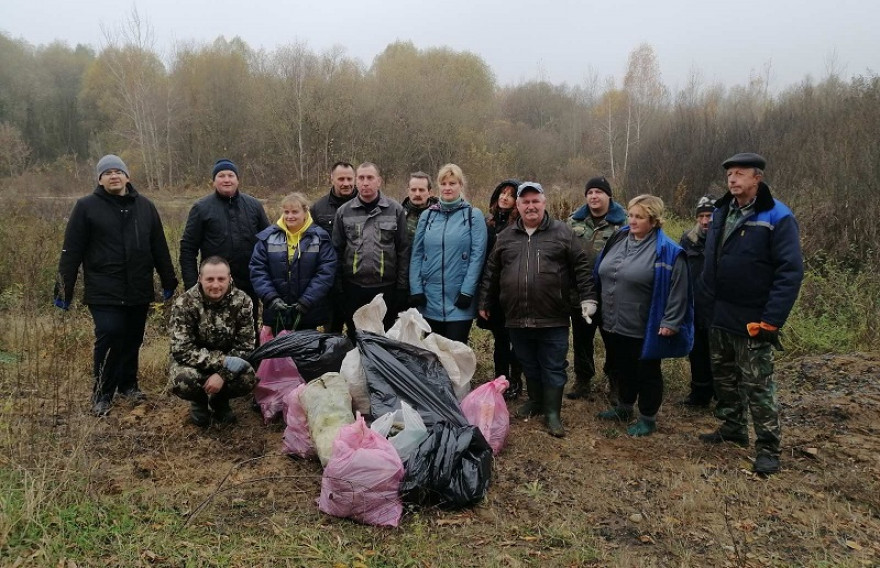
[479,182,597,437]
[54,154,178,416]
[699,153,804,476]
[179,159,270,332]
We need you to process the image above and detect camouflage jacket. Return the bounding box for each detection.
[169,283,255,380]
[566,200,626,307]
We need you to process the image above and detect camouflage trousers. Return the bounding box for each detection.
[168,360,257,402]
[709,329,780,458]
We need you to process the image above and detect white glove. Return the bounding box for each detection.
[581,300,598,324]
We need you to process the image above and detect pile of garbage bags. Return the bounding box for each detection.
[246,295,511,527]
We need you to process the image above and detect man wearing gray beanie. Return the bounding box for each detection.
[55,154,179,417]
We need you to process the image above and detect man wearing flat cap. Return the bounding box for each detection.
[479,182,597,438]
[54,154,179,416]
[179,159,270,331]
[699,153,803,476]
[565,176,626,403]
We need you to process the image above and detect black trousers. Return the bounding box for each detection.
[424,318,473,344]
[490,325,519,379]
[570,309,612,382]
[688,327,714,395]
[88,304,150,402]
[604,331,664,417]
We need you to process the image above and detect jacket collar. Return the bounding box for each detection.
[716,181,775,213]
[94,183,137,202]
[514,211,551,233]
[328,186,358,207]
[570,199,626,224]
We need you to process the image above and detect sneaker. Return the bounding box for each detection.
[753,455,780,476]
[91,399,111,417]
[627,418,657,437]
[698,429,749,447]
[597,406,633,422]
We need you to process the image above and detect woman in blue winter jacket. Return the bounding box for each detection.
[250,193,337,334]
[409,164,488,344]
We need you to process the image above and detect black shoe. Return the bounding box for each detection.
[212,395,237,425]
[679,392,712,407]
[565,379,592,400]
[503,375,522,401]
[119,388,147,402]
[699,429,749,447]
[91,398,111,417]
[190,400,211,427]
[753,455,780,476]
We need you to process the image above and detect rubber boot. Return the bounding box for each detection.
[566,377,592,400]
[211,392,237,425]
[544,385,566,438]
[515,376,544,418]
[504,373,522,401]
[190,393,211,427]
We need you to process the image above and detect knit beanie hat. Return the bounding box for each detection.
[695,195,717,214]
[96,154,129,180]
[585,176,612,197]
[212,159,239,180]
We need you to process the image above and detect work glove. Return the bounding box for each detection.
[747,322,783,350]
[53,298,71,311]
[223,356,251,374]
[292,302,308,314]
[268,298,288,314]
[581,300,598,324]
[409,293,427,307]
[162,289,175,301]
[454,293,473,310]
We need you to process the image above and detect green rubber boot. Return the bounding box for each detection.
[627,417,657,437]
[515,377,544,418]
[597,406,634,422]
[544,385,566,438]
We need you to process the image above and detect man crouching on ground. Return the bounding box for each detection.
[168,256,257,427]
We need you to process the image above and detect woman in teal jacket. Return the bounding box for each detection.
[409,164,488,343]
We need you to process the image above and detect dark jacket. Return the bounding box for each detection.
[311,187,358,235]
[680,226,713,329]
[703,182,804,336]
[249,221,337,329]
[179,191,269,294]
[55,184,178,306]
[479,212,596,328]
[567,199,626,307]
[477,179,519,330]
[402,196,438,244]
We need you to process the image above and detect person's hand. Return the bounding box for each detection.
[409,293,427,307]
[658,327,678,337]
[223,356,251,374]
[53,298,71,311]
[268,298,287,313]
[747,322,782,349]
[292,302,308,314]
[204,373,225,395]
[581,300,597,324]
[162,289,175,301]
[479,309,490,321]
[454,293,473,310]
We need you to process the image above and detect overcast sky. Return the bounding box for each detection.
[3,0,878,92]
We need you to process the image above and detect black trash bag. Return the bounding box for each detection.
[356,331,465,427]
[399,422,493,508]
[247,330,352,382]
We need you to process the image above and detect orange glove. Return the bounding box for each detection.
[746,322,778,337]
[746,322,782,349]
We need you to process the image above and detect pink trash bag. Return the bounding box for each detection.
[460,376,510,455]
[281,383,316,459]
[255,327,304,423]
[318,413,405,527]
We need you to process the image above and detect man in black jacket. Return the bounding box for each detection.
[179,159,269,330]
[479,182,597,438]
[55,154,178,416]
[312,161,358,333]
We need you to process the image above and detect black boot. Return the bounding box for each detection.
[190,394,211,427]
[504,364,523,401]
[566,377,592,400]
[211,392,237,425]
[544,385,566,438]
[606,374,621,406]
[515,377,544,418]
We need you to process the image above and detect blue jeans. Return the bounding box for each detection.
[88,304,150,402]
[507,327,569,388]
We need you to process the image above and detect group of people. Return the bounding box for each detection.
[54,151,803,476]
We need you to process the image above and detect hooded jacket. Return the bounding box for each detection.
[479,212,596,328]
[410,199,488,321]
[55,184,178,306]
[250,219,337,329]
[179,190,269,294]
[703,182,803,336]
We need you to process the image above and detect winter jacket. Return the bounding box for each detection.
[410,200,488,321]
[312,187,358,235]
[249,222,337,329]
[703,182,803,336]
[179,191,269,294]
[331,193,410,289]
[55,184,178,306]
[479,212,596,328]
[402,196,438,244]
[566,199,626,306]
[169,283,255,382]
[680,225,713,329]
[596,227,693,359]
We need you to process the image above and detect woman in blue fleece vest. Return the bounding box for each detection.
[594,194,694,436]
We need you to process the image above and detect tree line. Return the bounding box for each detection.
[1,26,878,269]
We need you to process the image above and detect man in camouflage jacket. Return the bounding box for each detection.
[168,256,257,427]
